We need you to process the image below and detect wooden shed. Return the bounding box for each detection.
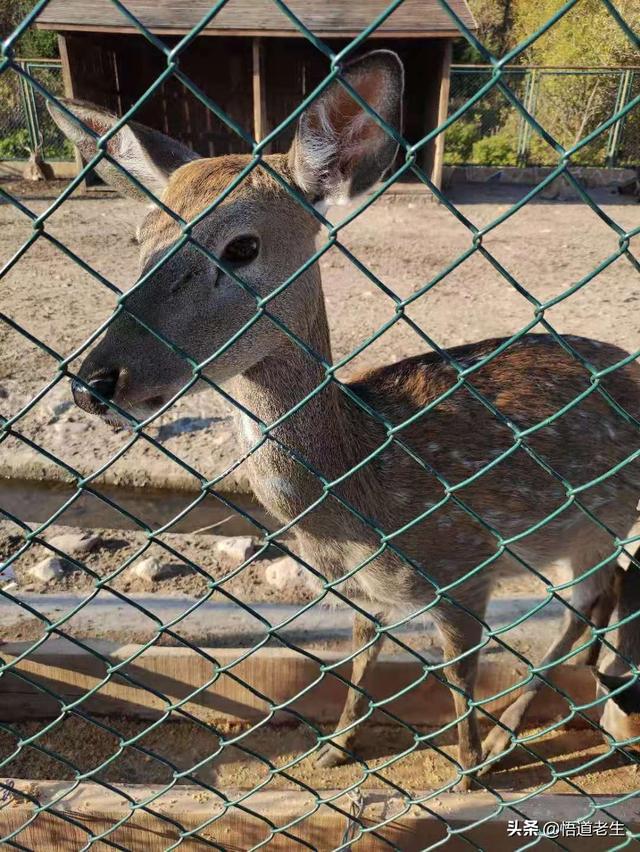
[36,0,476,188]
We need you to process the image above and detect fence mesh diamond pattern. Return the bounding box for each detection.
[1,0,640,849]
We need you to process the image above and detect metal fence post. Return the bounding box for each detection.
[516,68,538,167]
[17,61,40,153]
[606,68,633,167]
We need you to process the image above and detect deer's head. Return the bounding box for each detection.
[49,50,403,425]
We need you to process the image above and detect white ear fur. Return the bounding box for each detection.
[48,98,199,201]
[289,50,404,209]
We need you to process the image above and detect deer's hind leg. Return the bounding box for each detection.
[480,550,616,774]
[431,584,490,792]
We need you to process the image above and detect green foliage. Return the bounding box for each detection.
[513,0,640,67]
[464,0,516,57]
[452,1,640,167]
[0,126,29,157]
[0,0,58,57]
[466,0,639,65]
[43,135,73,160]
[470,129,518,166]
[443,119,478,164]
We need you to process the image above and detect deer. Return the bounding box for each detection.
[48,50,640,789]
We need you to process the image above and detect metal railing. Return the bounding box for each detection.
[446,64,640,168]
[0,58,72,161]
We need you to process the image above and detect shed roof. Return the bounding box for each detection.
[36,0,476,37]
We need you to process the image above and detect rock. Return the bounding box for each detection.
[46,532,102,557]
[2,581,18,593]
[29,557,66,583]
[131,555,177,582]
[0,565,16,583]
[213,536,254,563]
[265,557,306,591]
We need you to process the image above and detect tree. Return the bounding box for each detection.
[0,0,58,58]
[512,0,640,67]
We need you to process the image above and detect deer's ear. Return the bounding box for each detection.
[288,50,403,209]
[47,98,199,201]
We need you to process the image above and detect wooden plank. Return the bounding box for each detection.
[56,34,84,181]
[252,37,267,144]
[0,783,636,850]
[431,40,452,190]
[36,25,465,37]
[36,0,477,35]
[0,638,597,728]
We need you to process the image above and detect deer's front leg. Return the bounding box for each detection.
[316,610,386,768]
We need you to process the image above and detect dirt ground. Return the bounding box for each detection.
[2,713,640,797]
[1,178,639,497]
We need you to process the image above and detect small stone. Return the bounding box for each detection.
[213,536,254,563]
[0,565,16,583]
[46,532,102,557]
[29,557,65,583]
[265,557,305,591]
[131,555,176,582]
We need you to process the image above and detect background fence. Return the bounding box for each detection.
[0,58,71,161]
[446,64,640,169]
[1,0,640,849]
[2,60,639,171]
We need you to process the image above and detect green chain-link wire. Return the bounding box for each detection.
[1,0,640,849]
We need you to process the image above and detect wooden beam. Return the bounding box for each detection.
[252,37,268,146]
[0,782,636,850]
[56,34,84,181]
[36,24,465,38]
[0,638,597,727]
[431,40,452,190]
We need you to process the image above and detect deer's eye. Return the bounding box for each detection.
[221,235,260,267]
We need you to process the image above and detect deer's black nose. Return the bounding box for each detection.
[72,368,121,415]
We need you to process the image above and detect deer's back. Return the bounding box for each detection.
[344,335,640,584]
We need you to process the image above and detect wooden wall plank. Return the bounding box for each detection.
[56,34,84,179]
[432,40,453,188]
[59,33,254,158]
[252,38,268,144]
[0,783,635,851]
[0,638,597,728]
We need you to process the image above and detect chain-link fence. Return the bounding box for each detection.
[0,58,72,161]
[446,65,640,168]
[1,0,640,848]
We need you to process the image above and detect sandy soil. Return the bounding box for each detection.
[1,179,639,496]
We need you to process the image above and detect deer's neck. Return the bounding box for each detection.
[227,289,373,525]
